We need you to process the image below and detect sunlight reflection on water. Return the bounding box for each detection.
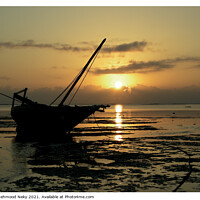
[115,105,123,141]
[115,134,123,141]
[115,105,122,113]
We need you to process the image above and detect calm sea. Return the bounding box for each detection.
[0,104,200,192]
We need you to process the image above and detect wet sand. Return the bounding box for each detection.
[0,105,200,192]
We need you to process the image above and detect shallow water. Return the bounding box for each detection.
[0,104,200,192]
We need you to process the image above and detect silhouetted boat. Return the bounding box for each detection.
[11,39,109,141]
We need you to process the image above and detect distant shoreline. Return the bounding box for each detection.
[1,103,200,106]
[108,103,200,106]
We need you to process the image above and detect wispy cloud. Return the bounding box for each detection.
[51,66,67,70]
[0,40,148,53]
[93,56,200,74]
[194,64,200,68]
[102,41,147,53]
[0,40,90,52]
[165,56,200,63]
[0,76,10,80]
[93,60,174,74]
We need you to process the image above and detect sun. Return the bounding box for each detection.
[115,81,123,89]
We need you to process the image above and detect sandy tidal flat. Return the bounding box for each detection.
[0,104,200,192]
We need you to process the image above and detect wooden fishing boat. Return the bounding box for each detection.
[11,39,109,141]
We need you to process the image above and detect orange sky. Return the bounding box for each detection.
[0,7,200,104]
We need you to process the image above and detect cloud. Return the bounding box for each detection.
[1,85,200,105]
[194,64,200,68]
[128,85,200,105]
[93,56,200,74]
[102,41,147,53]
[93,60,175,74]
[0,40,148,53]
[2,85,200,105]
[51,66,67,70]
[0,76,10,80]
[166,56,200,63]
[73,85,200,105]
[0,40,91,52]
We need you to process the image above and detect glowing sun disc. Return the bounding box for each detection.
[115,81,122,89]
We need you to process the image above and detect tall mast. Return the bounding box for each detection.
[58,38,106,107]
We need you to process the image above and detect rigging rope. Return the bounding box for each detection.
[0,92,21,104]
[50,38,105,106]
[49,66,84,106]
[68,51,99,105]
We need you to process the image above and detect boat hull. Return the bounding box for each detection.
[11,104,102,141]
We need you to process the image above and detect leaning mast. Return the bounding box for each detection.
[58,38,106,107]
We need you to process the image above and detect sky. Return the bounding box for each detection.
[0,6,200,105]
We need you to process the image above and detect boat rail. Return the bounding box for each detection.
[12,88,36,108]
